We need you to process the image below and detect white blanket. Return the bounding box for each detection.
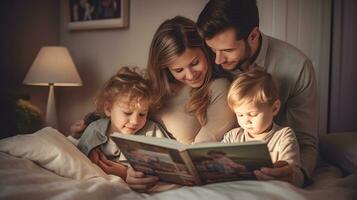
[0,128,356,200]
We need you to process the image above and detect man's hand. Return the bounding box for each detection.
[254,160,293,182]
[69,112,101,139]
[69,120,86,139]
[126,167,159,193]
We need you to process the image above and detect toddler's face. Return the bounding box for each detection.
[233,101,279,137]
[105,99,149,134]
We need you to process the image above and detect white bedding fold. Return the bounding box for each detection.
[0,152,142,200]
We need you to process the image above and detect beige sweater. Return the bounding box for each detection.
[222,123,304,187]
[152,78,237,144]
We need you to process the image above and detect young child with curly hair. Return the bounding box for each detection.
[77,66,170,180]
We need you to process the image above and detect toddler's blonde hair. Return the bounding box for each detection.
[227,69,279,109]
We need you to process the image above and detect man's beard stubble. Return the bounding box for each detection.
[235,39,253,71]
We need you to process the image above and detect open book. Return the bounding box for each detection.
[111,133,273,186]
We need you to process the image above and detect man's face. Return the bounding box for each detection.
[205,28,253,71]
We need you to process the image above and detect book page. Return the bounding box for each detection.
[187,142,272,184]
[111,133,199,185]
[112,132,186,149]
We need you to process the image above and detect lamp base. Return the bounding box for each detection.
[46,84,58,128]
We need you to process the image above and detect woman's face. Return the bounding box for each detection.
[168,48,208,88]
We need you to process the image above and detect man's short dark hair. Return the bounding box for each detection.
[197,0,259,40]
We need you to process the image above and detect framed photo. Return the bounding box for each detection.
[68,0,129,30]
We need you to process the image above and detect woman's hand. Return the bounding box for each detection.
[126,167,159,193]
[254,160,293,183]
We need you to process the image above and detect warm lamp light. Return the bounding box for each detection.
[23,46,82,128]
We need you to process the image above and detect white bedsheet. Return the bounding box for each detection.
[0,128,356,200]
[148,173,357,200]
[1,152,356,200]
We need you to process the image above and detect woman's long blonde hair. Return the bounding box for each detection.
[147,16,215,125]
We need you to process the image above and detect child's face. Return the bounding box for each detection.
[233,100,280,137]
[105,99,149,134]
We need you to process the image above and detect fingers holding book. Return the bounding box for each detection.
[126,167,159,192]
[254,160,293,182]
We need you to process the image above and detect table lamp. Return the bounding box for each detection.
[23,46,82,128]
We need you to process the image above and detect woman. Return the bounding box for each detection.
[147,16,235,144]
[126,16,236,192]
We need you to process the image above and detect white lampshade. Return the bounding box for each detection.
[23,46,82,129]
[23,46,82,86]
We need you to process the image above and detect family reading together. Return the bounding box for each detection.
[70,0,318,192]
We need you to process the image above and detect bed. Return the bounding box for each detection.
[0,127,356,200]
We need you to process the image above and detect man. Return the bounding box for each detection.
[196,0,318,185]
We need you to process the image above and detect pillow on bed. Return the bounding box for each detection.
[0,127,108,180]
[319,132,357,174]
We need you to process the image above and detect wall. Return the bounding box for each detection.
[0,0,60,119]
[257,0,332,135]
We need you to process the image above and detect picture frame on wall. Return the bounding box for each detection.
[68,0,129,30]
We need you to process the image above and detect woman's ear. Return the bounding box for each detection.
[104,102,111,117]
[272,100,281,116]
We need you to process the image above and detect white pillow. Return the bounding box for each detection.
[0,127,108,180]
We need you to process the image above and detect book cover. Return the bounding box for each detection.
[111,133,273,185]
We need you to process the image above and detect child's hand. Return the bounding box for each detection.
[88,147,102,164]
[126,167,159,193]
[254,160,293,183]
[97,153,128,179]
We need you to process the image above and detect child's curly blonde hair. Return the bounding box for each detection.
[95,66,152,116]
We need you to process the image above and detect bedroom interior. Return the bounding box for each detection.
[0,0,356,199]
[1,0,356,135]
